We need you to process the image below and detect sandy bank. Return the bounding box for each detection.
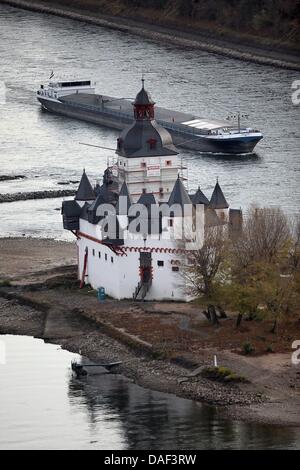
[1,0,299,71]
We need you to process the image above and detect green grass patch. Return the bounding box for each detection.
[201,366,248,383]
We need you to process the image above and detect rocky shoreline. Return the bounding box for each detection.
[1,0,299,71]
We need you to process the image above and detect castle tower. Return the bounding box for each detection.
[116,80,182,202]
[209,179,229,221]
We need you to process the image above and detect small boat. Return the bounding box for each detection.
[71,359,122,378]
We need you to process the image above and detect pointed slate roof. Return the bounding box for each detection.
[117,83,178,158]
[209,181,229,209]
[116,181,133,215]
[168,176,192,208]
[75,170,95,201]
[137,192,157,208]
[134,79,155,106]
[191,186,209,205]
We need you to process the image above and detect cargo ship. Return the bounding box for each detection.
[37,79,263,154]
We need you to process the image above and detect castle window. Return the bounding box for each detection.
[166,160,172,166]
[168,219,174,227]
[111,257,114,263]
[92,249,95,256]
[117,138,123,150]
[172,266,179,272]
[142,188,147,194]
[157,261,164,267]
[105,254,107,261]
[141,162,146,168]
[147,138,157,150]
[98,251,101,259]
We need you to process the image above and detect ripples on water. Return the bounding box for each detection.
[0,335,300,450]
[0,4,299,238]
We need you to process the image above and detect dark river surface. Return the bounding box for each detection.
[0,335,300,450]
[0,4,299,239]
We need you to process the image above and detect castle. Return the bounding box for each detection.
[62,81,241,301]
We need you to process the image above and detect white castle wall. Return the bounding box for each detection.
[117,154,180,202]
[77,234,188,301]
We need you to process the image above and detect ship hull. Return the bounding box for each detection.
[38,97,262,154]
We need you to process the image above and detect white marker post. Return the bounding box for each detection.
[213,355,218,368]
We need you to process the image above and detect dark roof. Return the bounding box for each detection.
[117,119,178,158]
[80,201,91,221]
[134,80,155,106]
[137,192,157,208]
[87,193,107,224]
[75,170,95,201]
[191,186,209,205]
[62,200,81,217]
[168,176,192,208]
[97,183,118,204]
[116,181,133,215]
[209,181,229,209]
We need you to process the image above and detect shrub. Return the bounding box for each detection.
[201,366,247,383]
[242,342,255,355]
[0,280,11,287]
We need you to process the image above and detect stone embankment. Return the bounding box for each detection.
[0,175,26,182]
[0,189,76,203]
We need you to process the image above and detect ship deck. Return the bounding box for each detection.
[59,93,228,131]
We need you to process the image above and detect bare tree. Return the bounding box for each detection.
[289,215,300,272]
[181,225,227,297]
[232,206,291,273]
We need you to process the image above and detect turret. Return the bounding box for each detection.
[116,80,180,202]
[75,169,95,207]
[209,179,229,222]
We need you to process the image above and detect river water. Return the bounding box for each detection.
[0,3,299,240]
[0,335,300,450]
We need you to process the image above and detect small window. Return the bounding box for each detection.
[168,219,174,227]
[172,266,179,272]
[105,254,107,261]
[92,249,95,256]
[166,160,172,166]
[98,251,101,259]
[111,257,114,263]
[157,261,164,267]
[141,162,146,168]
[142,188,147,194]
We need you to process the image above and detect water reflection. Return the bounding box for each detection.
[0,334,299,450]
[68,369,299,450]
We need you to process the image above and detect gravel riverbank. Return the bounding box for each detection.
[1,0,299,71]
